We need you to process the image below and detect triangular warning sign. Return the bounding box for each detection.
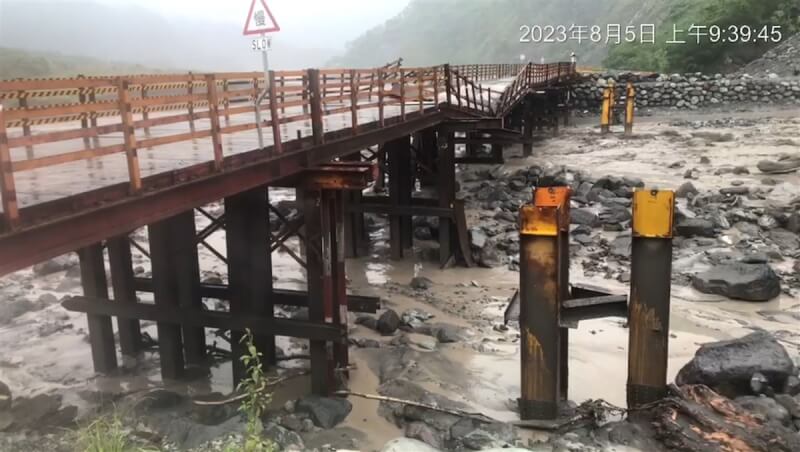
[243,0,280,36]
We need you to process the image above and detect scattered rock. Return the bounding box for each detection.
[32,254,78,277]
[676,330,796,397]
[377,309,402,335]
[735,396,791,425]
[675,218,716,238]
[692,131,735,142]
[676,182,699,199]
[405,422,444,449]
[571,208,599,227]
[410,277,434,290]
[263,422,304,450]
[0,382,11,411]
[295,396,352,429]
[691,263,781,301]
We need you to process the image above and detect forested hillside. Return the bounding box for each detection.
[332,0,800,73]
[331,0,674,67]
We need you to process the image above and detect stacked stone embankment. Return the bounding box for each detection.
[573,72,800,110]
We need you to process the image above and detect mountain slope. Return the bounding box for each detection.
[0,47,169,80]
[331,0,675,67]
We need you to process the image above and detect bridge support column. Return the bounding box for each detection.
[226,187,275,384]
[342,154,366,258]
[522,105,535,157]
[417,129,438,188]
[387,135,413,260]
[78,244,118,374]
[438,131,456,266]
[107,236,142,358]
[303,188,349,395]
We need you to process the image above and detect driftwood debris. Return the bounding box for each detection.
[646,384,800,452]
[334,390,497,423]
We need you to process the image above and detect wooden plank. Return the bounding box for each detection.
[12,144,125,172]
[377,69,385,127]
[4,101,118,121]
[0,106,20,228]
[350,70,358,135]
[78,244,118,373]
[62,296,345,341]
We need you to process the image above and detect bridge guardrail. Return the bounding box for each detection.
[0,61,573,232]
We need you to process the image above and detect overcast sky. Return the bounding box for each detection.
[36,0,413,45]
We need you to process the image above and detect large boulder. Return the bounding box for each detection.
[676,331,796,397]
[377,309,402,335]
[295,396,352,429]
[691,263,781,301]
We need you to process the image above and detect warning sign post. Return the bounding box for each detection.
[243,0,280,148]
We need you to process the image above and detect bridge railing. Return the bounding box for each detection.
[0,61,571,232]
[494,62,577,117]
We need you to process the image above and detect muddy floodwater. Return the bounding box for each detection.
[0,104,798,451]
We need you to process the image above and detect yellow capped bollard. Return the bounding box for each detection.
[518,186,571,420]
[627,189,675,408]
[624,81,636,136]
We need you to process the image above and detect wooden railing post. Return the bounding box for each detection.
[117,78,142,193]
[280,75,286,114]
[267,71,283,154]
[307,69,324,145]
[187,72,196,132]
[349,69,358,135]
[417,69,424,112]
[205,74,224,170]
[17,89,33,159]
[456,73,462,108]
[433,67,440,105]
[141,83,151,137]
[444,64,452,106]
[377,68,385,127]
[302,73,309,114]
[223,79,231,123]
[399,69,406,121]
[0,105,20,229]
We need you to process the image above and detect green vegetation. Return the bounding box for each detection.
[604,0,800,72]
[73,412,157,452]
[0,47,168,80]
[223,329,276,452]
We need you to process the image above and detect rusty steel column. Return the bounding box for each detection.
[78,244,118,373]
[627,189,674,408]
[329,190,349,386]
[226,187,274,383]
[518,186,569,420]
[304,189,334,395]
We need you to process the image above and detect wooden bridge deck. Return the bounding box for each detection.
[0,62,576,275]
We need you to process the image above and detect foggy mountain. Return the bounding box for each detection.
[331,0,675,67]
[0,0,346,72]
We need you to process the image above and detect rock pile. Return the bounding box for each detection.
[738,33,800,78]
[573,72,800,110]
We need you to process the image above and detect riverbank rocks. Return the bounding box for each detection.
[377,309,402,335]
[571,208,599,227]
[676,218,716,238]
[295,396,352,429]
[691,262,781,301]
[676,330,796,398]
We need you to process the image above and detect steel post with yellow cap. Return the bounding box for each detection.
[624,82,636,136]
[627,189,675,408]
[518,186,571,420]
[600,87,611,134]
